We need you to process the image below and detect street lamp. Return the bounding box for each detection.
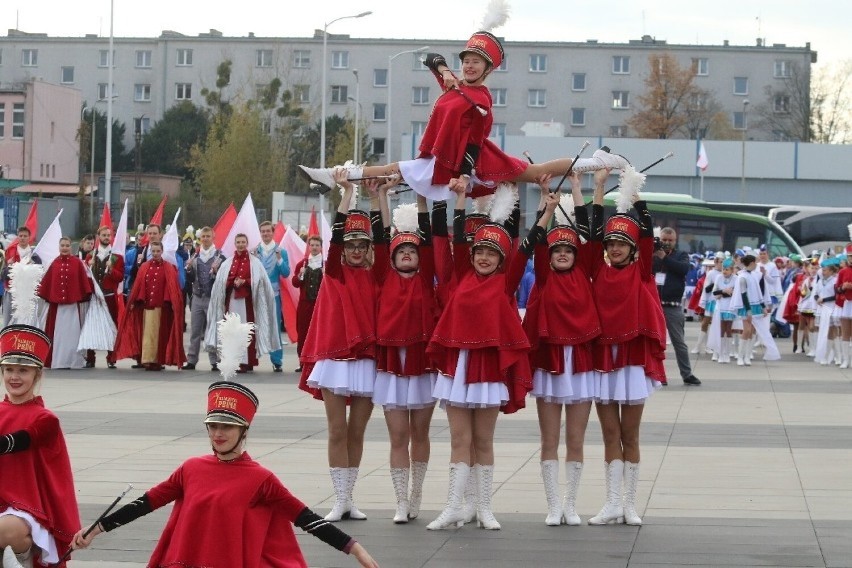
[320,11,372,212]
[387,46,429,163]
[351,69,360,164]
[105,0,115,207]
[740,99,749,202]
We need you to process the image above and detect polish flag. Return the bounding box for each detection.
[221,194,262,258]
[33,209,63,269]
[696,142,709,171]
[99,202,112,231]
[319,209,332,260]
[112,199,129,257]
[278,225,307,343]
[139,196,167,246]
[212,202,237,250]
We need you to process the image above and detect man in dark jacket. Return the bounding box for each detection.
[652,227,701,386]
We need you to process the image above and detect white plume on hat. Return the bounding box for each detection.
[488,182,517,224]
[216,312,255,381]
[616,165,646,213]
[480,0,511,31]
[9,263,45,324]
[393,202,419,234]
[472,194,493,215]
[554,193,576,226]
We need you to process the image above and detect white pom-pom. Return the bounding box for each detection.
[9,263,45,323]
[472,195,494,215]
[489,182,517,224]
[393,203,419,234]
[195,228,203,239]
[554,193,576,226]
[480,0,511,31]
[216,312,256,381]
[615,165,646,213]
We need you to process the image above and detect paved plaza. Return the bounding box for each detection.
[39,324,851,567]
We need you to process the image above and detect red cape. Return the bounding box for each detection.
[114,259,186,365]
[146,454,309,568]
[0,397,80,566]
[688,274,706,315]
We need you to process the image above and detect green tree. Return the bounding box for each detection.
[141,101,210,177]
[201,59,233,119]
[78,107,133,173]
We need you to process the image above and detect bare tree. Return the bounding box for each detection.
[810,60,852,144]
[627,53,704,139]
[752,61,812,141]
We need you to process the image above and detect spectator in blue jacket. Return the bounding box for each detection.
[254,221,290,372]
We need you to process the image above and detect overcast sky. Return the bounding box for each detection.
[4,0,847,66]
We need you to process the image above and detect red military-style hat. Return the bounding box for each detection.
[604,214,641,248]
[472,223,512,258]
[546,226,580,251]
[460,31,505,69]
[390,231,422,258]
[343,210,371,242]
[0,325,51,368]
[464,213,490,242]
[204,381,259,428]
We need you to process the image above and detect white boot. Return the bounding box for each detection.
[691,330,707,354]
[297,162,365,193]
[834,338,843,365]
[737,337,747,366]
[427,463,470,530]
[719,336,730,364]
[462,464,478,524]
[623,461,642,525]
[390,467,410,524]
[588,460,624,525]
[571,149,630,173]
[408,461,428,519]
[841,342,851,369]
[476,464,501,530]
[540,460,562,526]
[346,467,367,520]
[2,546,32,568]
[743,338,753,366]
[324,467,350,521]
[562,461,584,526]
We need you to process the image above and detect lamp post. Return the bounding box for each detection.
[320,11,372,213]
[387,46,429,164]
[740,99,749,203]
[351,69,360,164]
[105,0,115,207]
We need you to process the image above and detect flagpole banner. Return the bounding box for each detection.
[213,202,237,250]
[112,199,129,258]
[697,142,709,171]
[221,194,262,258]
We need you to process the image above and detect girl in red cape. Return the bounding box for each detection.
[299,32,629,200]
[425,179,531,531]
[0,324,81,568]
[71,381,379,568]
[370,183,439,524]
[587,168,666,528]
[522,173,602,527]
[298,169,378,522]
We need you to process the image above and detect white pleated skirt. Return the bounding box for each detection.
[432,349,509,409]
[373,347,437,409]
[307,358,377,397]
[531,345,598,404]
[597,346,660,405]
[1,507,59,564]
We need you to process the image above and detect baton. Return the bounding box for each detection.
[602,152,675,197]
[309,174,401,194]
[56,483,134,565]
[438,68,488,117]
[553,140,591,192]
[524,151,578,232]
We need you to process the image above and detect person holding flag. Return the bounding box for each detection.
[292,211,324,372]
[182,227,226,372]
[84,225,125,369]
[2,218,41,329]
[254,221,290,373]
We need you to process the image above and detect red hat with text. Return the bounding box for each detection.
[472,223,511,258]
[343,210,371,242]
[604,214,641,248]
[204,381,259,428]
[460,31,505,68]
[546,226,580,251]
[0,325,51,368]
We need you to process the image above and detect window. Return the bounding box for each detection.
[733,76,748,95]
[136,50,152,68]
[176,49,193,66]
[373,138,386,156]
[612,55,630,74]
[0,103,5,137]
[774,94,791,114]
[134,84,151,102]
[135,116,151,135]
[774,60,792,78]
[22,49,38,66]
[572,73,586,91]
[294,50,310,68]
[733,111,747,130]
[98,49,113,67]
[293,84,310,103]
[689,92,706,111]
[373,103,386,121]
[374,69,388,87]
[496,56,507,72]
[175,83,192,100]
[330,85,348,103]
[331,51,349,69]
[97,83,116,100]
[60,66,74,84]
[491,88,507,106]
[610,125,627,137]
[256,49,273,67]
[528,89,546,107]
[692,57,709,76]
[411,122,427,138]
[12,103,24,138]
[490,123,506,138]
[612,91,630,109]
[571,108,586,126]
[529,54,547,72]
[412,87,429,105]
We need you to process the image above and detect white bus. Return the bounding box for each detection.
[767,206,852,255]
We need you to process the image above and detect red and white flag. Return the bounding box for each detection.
[696,141,709,171]
[221,194,262,258]
[112,199,129,257]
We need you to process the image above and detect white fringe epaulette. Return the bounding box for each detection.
[9,262,44,324]
[555,193,576,226]
[217,312,256,381]
[489,182,518,224]
[480,0,511,31]
[393,202,419,234]
[616,165,647,213]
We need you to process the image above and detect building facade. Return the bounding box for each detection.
[0,28,816,160]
